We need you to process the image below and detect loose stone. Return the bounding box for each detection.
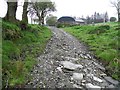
[61,61,83,70]
[93,76,103,83]
[72,73,84,81]
[86,83,101,90]
[104,76,119,85]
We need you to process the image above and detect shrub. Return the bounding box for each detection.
[56,23,64,28]
[110,17,117,22]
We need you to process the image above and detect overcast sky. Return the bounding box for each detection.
[0,0,118,20]
[51,0,117,19]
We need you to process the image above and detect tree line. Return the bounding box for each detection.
[2,0,56,25]
[86,12,109,24]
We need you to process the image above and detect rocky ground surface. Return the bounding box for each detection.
[25,27,120,89]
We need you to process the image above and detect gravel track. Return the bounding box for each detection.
[25,27,119,89]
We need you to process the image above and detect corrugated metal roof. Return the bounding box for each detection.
[58,16,75,22]
[75,19,85,22]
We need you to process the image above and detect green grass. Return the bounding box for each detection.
[64,22,120,80]
[2,21,52,87]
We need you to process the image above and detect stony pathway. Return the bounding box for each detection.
[25,27,119,89]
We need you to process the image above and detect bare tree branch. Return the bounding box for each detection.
[28,1,56,25]
[110,0,120,22]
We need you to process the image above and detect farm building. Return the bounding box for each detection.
[75,18,86,25]
[57,16,85,25]
[57,16,75,24]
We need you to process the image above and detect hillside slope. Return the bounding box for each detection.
[2,21,52,87]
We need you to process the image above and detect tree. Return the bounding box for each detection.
[46,15,57,26]
[22,0,28,23]
[86,16,91,24]
[110,17,117,22]
[104,12,109,22]
[4,1,17,22]
[111,0,120,22]
[92,12,106,23]
[91,15,94,23]
[4,0,28,23]
[94,12,97,22]
[29,0,56,25]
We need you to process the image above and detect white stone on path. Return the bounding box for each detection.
[80,54,84,58]
[86,83,101,90]
[86,54,91,59]
[93,76,103,83]
[93,62,105,71]
[73,84,82,88]
[64,57,79,61]
[61,61,83,70]
[72,73,83,80]
[84,56,88,59]
[57,67,62,73]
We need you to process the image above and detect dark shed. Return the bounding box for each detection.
[58,16,75,23]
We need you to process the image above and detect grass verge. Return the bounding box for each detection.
[64,22,120,80]
[2,21,52,87]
